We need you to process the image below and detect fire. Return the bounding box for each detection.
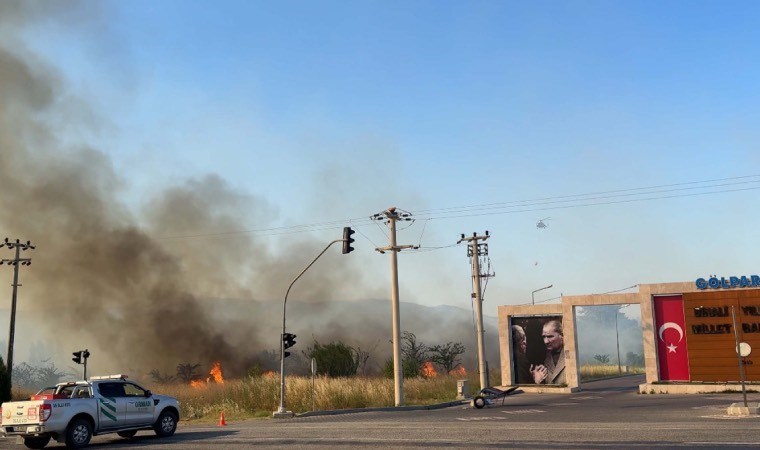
[262,370,277,378]
[189,362,225,388]
[448,366,467,377]
[421,361,438,378]
[209,361,224,384]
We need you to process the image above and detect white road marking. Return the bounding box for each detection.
[687,443,760,446]
[699,414,760,420]
[552,402,579,406]
[456,416,508,421]
[223,436,482,444]
[691,405,728,410]
[501,409,545,415]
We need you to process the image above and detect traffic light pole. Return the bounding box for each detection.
[274,238,344,418]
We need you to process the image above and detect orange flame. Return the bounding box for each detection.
[262,370,277,378]
[448,366,467,377]
[189,362,225,388]
[210,361,224,384]
[421,361,438,378]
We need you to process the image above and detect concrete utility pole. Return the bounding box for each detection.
[457,231,492,391]
[0,238,34,384]
[372,207,417,406]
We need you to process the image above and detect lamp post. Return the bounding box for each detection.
[615,308,621,374]
[531,284,553,306]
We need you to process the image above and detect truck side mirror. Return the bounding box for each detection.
[144,390,152,398]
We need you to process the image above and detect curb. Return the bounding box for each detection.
[295,399,470,418]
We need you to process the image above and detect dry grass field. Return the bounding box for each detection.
[148,373,493,421]
[9,365,643,422]
[580,364,645,381]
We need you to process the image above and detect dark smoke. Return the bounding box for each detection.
[0,1,342,376]
[0,1,498,380]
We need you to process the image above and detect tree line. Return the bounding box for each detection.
[151,331,466,382]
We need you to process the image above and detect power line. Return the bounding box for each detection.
[350,219,380,248]
[407,243,459,253]
[156,217,374,240]
[412,174,760,215]
[515,294,563,306]
[598,285,639,295]
[153,174,760,241]
[514,284,639,306]
[415,185,760,221]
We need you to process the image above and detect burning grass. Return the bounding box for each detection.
[153,373,492,421]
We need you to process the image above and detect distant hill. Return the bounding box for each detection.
[206,297,500,374]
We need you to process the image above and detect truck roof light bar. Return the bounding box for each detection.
[89,374,128,380]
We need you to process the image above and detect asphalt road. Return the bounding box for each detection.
[3,375,760,449]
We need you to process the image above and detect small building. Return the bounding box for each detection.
[498,277,760,393]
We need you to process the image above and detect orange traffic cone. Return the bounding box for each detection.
[218,411,227,427]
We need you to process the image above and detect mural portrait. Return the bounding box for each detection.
[511,316,565,385]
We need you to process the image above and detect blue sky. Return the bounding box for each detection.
[15,0,760,318]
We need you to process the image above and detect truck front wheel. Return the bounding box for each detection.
[65,418,93,449]
[23,436,51,449]
[153,410,177,437]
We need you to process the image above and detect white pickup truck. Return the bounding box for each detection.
[1,374,180,449]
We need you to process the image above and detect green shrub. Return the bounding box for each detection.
[382,358,423,379]
[305,341,359,377]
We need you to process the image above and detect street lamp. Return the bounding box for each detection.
[531,284,553,305]
[615,308,621,374]
[615,304,630,374]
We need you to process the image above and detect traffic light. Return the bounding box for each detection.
[283,333,297,358]
[72,349,90,364]
[342,227,355,254]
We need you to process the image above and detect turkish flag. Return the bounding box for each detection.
[653,295,690,381]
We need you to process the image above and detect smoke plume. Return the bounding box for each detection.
[0,2,499,380]
[0,2,356,376]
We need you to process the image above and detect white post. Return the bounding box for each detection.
[311,358,316,412]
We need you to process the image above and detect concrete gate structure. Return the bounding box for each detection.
[497,280,760,394]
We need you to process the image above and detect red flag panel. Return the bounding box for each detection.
[653,295,690,381]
